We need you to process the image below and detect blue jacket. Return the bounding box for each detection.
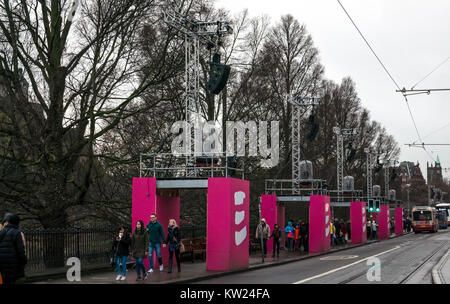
[285,225,295,238]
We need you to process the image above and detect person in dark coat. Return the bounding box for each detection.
[165,219,181,273]
[146,213,166,273]
[346,220,351,241]
[112,226,131,281]
[299,220,309,253]
[131,220,149,281]
[334,219,342,245]
[269,224,282,257]
[0,213,27,284]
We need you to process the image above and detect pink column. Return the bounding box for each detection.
[395,208,403,236]
[261,195,277,252]
[207,178,250,271]
[378,206,390,240]
[309,195,331,254]
[156,195,180,267]
[131,177,180,268]
[350,202,367,245]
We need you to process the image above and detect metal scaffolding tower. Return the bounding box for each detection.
[289,95,320,194]
[364,147,377,199]
[162,2,233,174]
[333,127,358,199]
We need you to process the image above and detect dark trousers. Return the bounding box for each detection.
[261,239,267,255]
[301,236,308,253]
[168,248,181,272]
[272,239,280,256]
[287,238,294,251]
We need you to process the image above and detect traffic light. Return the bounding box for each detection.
[375,200,380,213]
[368,199,374,212]
[206,53,231,95]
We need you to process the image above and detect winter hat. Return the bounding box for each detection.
[2,213,20,226]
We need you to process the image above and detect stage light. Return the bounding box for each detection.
[346,143,356,162]
[226,25,233,35]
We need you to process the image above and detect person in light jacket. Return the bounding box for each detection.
[256,219,270,255]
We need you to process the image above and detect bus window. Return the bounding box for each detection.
[413,211,432,221]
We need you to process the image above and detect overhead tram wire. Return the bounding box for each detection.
[336,0,434,161]
[411,57,450,90]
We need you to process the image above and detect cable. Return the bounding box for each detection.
[403,95,423,144]
[411,57,450,90]
[336,0,402,91]
[413,122,450,145]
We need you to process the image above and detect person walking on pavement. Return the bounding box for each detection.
[346,220,351,241]
[113,226,131,281]
[146,213,166,273]
[367,218,372,240]
[0,213,27,284]
[372,219,378,239]
[269,224,282,257]
[256,219,270,256]
[285,221,295,252]
[165,219,181,273]
[294,223,301,251]
[340,219,347,244]
[334,218,342,245]
[330,221,336,246]
[131,220,149,281]
[299,220,309,253]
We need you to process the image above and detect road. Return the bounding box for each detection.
[193,230,450,284]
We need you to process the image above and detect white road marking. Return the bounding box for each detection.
[293,246,401,284]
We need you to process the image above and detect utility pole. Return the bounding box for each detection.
[289,95,320,194]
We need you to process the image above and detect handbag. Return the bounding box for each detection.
[179,241,185,253]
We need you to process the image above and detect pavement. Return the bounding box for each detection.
[192,230,450,284]
[432,247,450,284]
[32,234,395,284]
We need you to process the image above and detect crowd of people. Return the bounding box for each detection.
[112,213,182,281]
[329,219,351,246]
[255,219,310,257]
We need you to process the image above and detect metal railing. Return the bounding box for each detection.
[140,153,245,179]
[265,179,328,196]
[328,190,364,203]
[21,225,208,275]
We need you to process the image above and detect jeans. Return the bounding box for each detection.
[168,248,181,271]
[288,238,294,251]
[148,242,162,270]
[116,255,128,276]
[135,257,146,278]
[273,239,280,256]
[372,230,377,240]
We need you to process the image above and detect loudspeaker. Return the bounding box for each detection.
[206,63,231,95]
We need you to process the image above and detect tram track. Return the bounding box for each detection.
[336,234,448,284]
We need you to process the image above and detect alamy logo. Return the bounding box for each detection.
[171,121,279,167]
[66,257,81,282]
[366,257,381,282]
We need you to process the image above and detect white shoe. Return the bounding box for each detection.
[116,275,122,281]
[121,275,126,280]
[148,268,153,273]
[159,265,164,271]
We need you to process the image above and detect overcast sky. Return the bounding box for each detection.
[215,0,450,181]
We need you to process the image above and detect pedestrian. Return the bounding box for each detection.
[131,220,149,281]
[346,220,351,241]
[0,213,27,284]
[372,220,377,239]
[256,219,270,255]
[340,219,347,244]
[390,217,395,235]
[165,219,181,273]
[146,213,166,273]
[113,226,131,281]
[300,220,309,253]
[269,224,281,257]
[285,221,295,252]
[367,218,372,240]
[330,221,336,246]
[334,219,342,245]
[294,223,301,251]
